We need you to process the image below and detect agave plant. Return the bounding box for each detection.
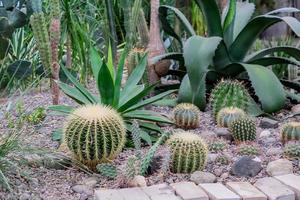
[49,48,175,144]
[154,0,300,114]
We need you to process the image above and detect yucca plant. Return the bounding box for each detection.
[155,0,300,114]
[49,48,175,144]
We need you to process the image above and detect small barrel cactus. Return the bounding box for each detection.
[64,105,126,170]
[229,118,256,143]
[281,122,300,143]
[284,143,300,159]
[216,107,245,128]
[237,144,260,157]
[173,103,200,129]
[215,154,230,165]
[167,131,208,173]
[209,140,227,153]
[210,80,250,118]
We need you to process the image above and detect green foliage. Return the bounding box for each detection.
[96,163,118,179]
[49,49,175,144]
[125,156,140,180]
[229,117,257,143]
[167,131,208,173]
[209,140,227,153]
[216,107,246,128]
[173,103,200,129]
[26,107,46,125]
[215,154,230,165]
[158,1,300,113]
[281,122,300,143]
[237,144,260,157]
[64,105,126,170]
[210,80,250,118]
[284,143,300,160]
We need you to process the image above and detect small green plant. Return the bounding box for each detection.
[173,103,200,129]
[209,140,227,153]
[96,163,118,179]
[284,143,300,160]
[216,107,245,128]
[210,80,251,118]
[281,122,300,144]
[229,117,257,143]
[64,104,126,170]
[167,131,208,173]
[26,107,46,125]
[124,156,140,180]
[216,154,230,165]
[237,144,260,157]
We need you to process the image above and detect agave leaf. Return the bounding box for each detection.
[246,46,300,61]
[266,7,300,15]
[89,47,103,83]
[98,62,115,106]
[150,52,184,66]
[123,110,173,124]
[48,105,74,115]
[119,85,145,108]
[58,82,93,105]
[114,49,128,107]
[281,80,300,92]
[248,57,300,67]
[286,91,300,103]
[242,64,286,113]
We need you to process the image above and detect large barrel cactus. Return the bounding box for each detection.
[173,103,200,129]
[64,105,126,170]
[281,122,300,144]
[167,131,208,173]
[210,80,250,118]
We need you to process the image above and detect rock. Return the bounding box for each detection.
[215,128,233,141]
[259,130,271,138]
[220,173,229,179]
[30,178,39,188]
[207,153,218,163]
[19,193,31,200]
[266,159,293,176]
[214,168,223,177]
[201,131,217,139]
[266,147,283,156]
[291,104,300,113]
[190,171,217,184]
[231,156,262,177]
[259,118,278,129]
[263,137,277,145]
[83,177,98,188]
[72,185,93,196]
[127,175,147,187]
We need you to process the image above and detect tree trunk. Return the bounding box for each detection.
[147,0,170,85]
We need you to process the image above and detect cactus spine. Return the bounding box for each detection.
[210,80,250,118]
[216,107,245,128]
[229,117,256,143]
[167,131,208,173]
[64,105,126,170]
[281,122,300,143]
[173,103,200,129]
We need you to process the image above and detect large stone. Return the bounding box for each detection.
[199,183,240,200]
[95,189,124,200]
[254,177,295,200]
[266,159,293,176]
[231,156,262,177]
[171,181,209,200]
[190,171,217,184]
[226,182,267,200]
[118,187,150,200]
[259,118,279,129]
[72,185,93,196]
[275,174,300,199]
[82,177,98,188]
[215,128,233,141]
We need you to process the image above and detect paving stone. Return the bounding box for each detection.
[199,183,241,200]
[171,181,209,200]
[118,187,150,200]
[150,194,182,200]
[226,182,267,200]
[254,177,295,200]
[275,174,300,200]
[95,189,124,200]
[142,183,174,197]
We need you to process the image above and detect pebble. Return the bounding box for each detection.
[201,131,217,139]
[207,153,218,163]
[19,193,31,200]
[190,171,217,184]
[83,177,98,188]
[127,175,147,187]
[266,159,293,176]
[215,128,233,141]
[291,104,300,113]
[231,156,262,177]
[259,130,271,138]
[220,173,229,179]
[214,168,223,177]
[266,147,283,156]
[259,118,278,129]
[72,185,93,196]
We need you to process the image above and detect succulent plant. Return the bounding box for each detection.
[284,143,300,160]
[281,122,300,144]
[229,117,257,143]
[216,107,245,128]
[209,140,227,153]
[173,103,200,129]
[210,80,250,118]
[167,131,208,173]
[125,156,140,180]
[215,154,230,165]
[237,144,260,157]
[64,105,126,170]
[97,163,118,179]
[26,107,46,125]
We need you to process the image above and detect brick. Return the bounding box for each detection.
[199,183,241,200]
[142,183,174,197]
[275,174,300,200]
[95,189,124,200]
[254,177,295,200]
[118,187,150,200]
[171,181,209,200]
[150,194,182,200]
[226,182,267,200]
